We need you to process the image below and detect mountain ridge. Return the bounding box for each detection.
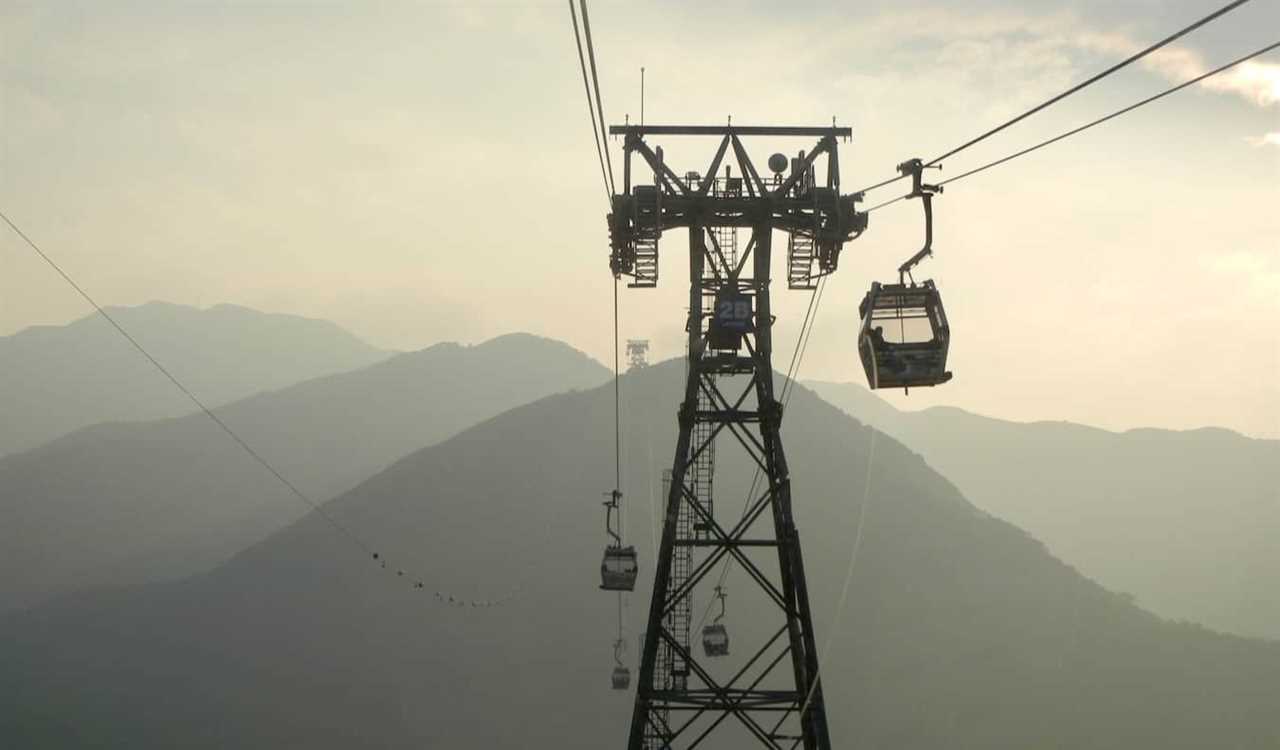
[0,331,610,614]
[805,379,1280,640]
[0,301,391,456]
[2,361,1276,748]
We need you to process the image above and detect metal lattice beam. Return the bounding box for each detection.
[619,127,864,750]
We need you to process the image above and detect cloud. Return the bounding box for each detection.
[1078,32,1280,108]
[1202,249,1280,309]
[1246,132,1280,147]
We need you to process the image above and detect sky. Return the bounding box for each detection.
[2,0,1277,438]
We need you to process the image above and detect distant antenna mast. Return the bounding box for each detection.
[640,67,645,127]
[626,339,650,370]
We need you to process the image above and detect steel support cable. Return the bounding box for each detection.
[0,210,520,610]
[0,213,367,550]
[864,193,909,213]
[850,172,909,199]
[612,274,628,650]
[851,0,1254,198]
[568,0,612,204]
[784,275,828,406]
[925,0,1254,167]
[579,0,616,196]
[613,275,624,536]
[797,426,879,726]
[934,39,1280,188]
[864,38,1280,215]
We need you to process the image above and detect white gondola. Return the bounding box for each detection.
[612,665,631,690]
[702,623,730,657]
[600,545,638,591]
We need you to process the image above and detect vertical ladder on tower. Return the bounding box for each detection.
[631,235,659,288]
[787,231,818,290]
[694,229,722,534]
[711,225,738,275]
[630,186,660,288]
[689,381,716,539]
[669,416,700,693]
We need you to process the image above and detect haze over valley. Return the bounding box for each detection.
[4,0,1277,746]
[3,341,1277,748]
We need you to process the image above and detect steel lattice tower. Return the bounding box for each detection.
[606,124,867,749]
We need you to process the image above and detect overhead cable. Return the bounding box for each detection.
[579,0,616,195]
[925,0,1255,166]
[852,0,1255,196]
[935,39,1280,188]
[568,0,613,204]
[866,38,1280,213]
[0,209,519,610]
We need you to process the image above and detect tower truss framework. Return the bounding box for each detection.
[607,125,866,750]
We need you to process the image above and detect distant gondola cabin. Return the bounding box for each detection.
[702,623,729,657]
[600,546,638,591]
[612,665,631,690]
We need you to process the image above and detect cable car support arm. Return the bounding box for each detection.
[895,158,943,284]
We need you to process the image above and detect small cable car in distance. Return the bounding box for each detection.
[612,665,631,690]
[701,586,730,658]
[857,158,953,393]
[702,623,729,657]
[611,638,631,690]
[600,489,638,591]
[601,546,638,591]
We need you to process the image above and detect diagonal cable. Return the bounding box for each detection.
[865,38,1280,214]
[579,0,616,195]
[1,209,525,609]
[926,0,1255,166]
[568,0,613,204]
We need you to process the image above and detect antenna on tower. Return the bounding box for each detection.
[640,67,645,127]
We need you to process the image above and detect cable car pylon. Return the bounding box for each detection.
[606,123,868,750]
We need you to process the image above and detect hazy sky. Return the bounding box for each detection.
[2,1,1277,438]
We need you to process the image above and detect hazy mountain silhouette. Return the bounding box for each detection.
[2,361,1275,748]
[0,302,390,457]
[807,380,1280,640]
[0,333,608,614]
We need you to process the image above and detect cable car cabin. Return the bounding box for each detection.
[612,665,631,690]
[600,545,638,591]
[857,280,952,391]
[702,623,729,657]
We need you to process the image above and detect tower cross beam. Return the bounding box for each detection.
[609,124,852,137]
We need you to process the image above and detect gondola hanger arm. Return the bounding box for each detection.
[895,158,943,284]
